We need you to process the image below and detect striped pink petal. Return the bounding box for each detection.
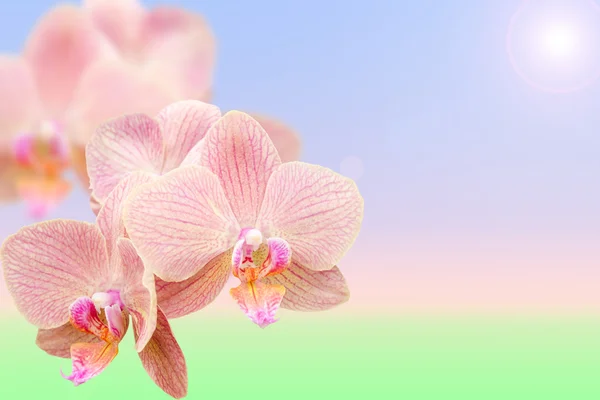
[86,111,163,203]
[200,111,281,228]
[156,250,232,319]
[136,308,187,399]
[117,238,157,352]
[62,341,119,386]
[23,4,115,116]
[256,162,364,271]
[230,281,286,329]
[139,6,215,101]
[36,322,100,358]
[251,114,301,162]
[262,261,349,311]
[156,100,221,171]
[96,171,156,258]
[124,165,240,282]
[1,220,109,329]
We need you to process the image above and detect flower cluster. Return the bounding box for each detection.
[1,100,364,398]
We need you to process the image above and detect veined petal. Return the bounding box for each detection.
[83,0,144,53]
[230,281,285,328]
[1,220,110,329]
[68,297,125,341]
[135,308,187,399]
[200,111,281,227]
[96,171,156,259]
[256,162,364,271]
[86,112,163,203]
[124,165,240,282]
[62,341,119,386]
[139,7,215,100]
[179,138,204,168]
[36,322,100,359]
[262,262,349,311]
[156,100,221,172]
[251,114,301,162]
[156,250,232,319]
[24,4,116,116]
[66,58,177,149]
[0,56,40,141]
[90,192,101,216]
[118,238,157,352]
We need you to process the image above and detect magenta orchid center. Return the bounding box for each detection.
[229,228,292,329]
[62,290,127,385]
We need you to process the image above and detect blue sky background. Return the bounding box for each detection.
[0,1,599,300]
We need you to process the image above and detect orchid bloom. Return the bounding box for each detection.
[1,172,188,398]
[124,111,363,328]
[86,101,301,215]
[0,4,179,217]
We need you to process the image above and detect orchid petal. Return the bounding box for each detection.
[200,111,281,227]
[157,100,221,171]
[96,171,156,258]
[251,114,301,162]
[90,192,101,216]
[24,5,115,116]
[259,237,292,278]
[62,341,119,386]
[124,165,240,282]
[1,220,109,328]
[179,138,205,168]
[83,0,144,53]
[0,56,40,141]
[117,238,157,352]
[0,152,18,201]
[68,297,124,341]
[67,59,177,148]
[15,175,71,219]
[156,250,232,319]
[230,281,285,329]
[262,262,349,311]
[257,162,364,271]
[36,322,100,358]
[86,112,163,203]
[136,308,187,399]
[139,7,215,100]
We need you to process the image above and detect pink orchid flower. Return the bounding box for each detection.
[123,111,364,328]
[0,4,179,217]
[1,172,188,398]
[86,101,301,215]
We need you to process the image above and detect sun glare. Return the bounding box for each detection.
[507,0,600,92]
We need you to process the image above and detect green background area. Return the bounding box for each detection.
[1,312,599,399]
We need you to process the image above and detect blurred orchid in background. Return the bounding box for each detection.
[124,110,363,328]
[0,0,301,218]
[1,172,189,398]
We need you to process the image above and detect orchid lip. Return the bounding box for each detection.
[91,289,123,311]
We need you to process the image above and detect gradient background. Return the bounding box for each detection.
[1,0,600,398]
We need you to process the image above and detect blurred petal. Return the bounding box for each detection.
[62,341,119,386]
[86,112,163,203]
[156,250,232,319]
[1,220,110,328]
[0,56,40,141]
[118,238,157,352]
[156,100,221,171]
[96,171,156,258]
[263,262,349,311]
[16,175,71,219]
[66,59,177,147]
[36,322,100,358]
[0,152,19,202]
[24,5,116,116]
[136,308,187,399]
[251,115,301,162]
[257,162,364,271]
[140,7,215,100]
[230,281,285,328]
[70,145,90,194]
[124,166,240,282]
[200,111,281,227]
[84,0,144,53]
